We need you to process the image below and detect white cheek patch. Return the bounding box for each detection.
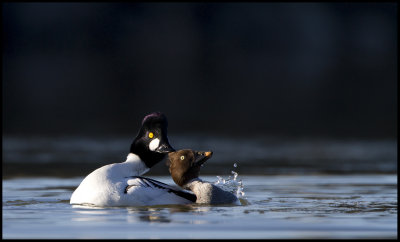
[149,138,160,151]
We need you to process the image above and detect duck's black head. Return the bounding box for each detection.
[130,112,175,168]
[167,149,213,187]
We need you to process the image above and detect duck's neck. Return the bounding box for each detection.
[125,153,150,175]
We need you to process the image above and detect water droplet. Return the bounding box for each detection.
[231,171,238,180]
[214,169,246,200]
[214,176,226,185]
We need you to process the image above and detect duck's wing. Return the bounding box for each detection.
[124,176,197,204]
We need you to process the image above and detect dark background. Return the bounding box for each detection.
[2,2,397,139]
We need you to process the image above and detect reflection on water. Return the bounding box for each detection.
[2,175,397,239]
[70,204,210,224]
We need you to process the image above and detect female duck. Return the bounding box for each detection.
[167,149,240,205]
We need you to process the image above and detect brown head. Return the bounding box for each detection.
[167,149,213,187]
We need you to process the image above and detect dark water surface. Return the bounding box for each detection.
[2,135,397,176]
[2,135,397,239]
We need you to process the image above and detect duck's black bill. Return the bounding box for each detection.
[155,142,175,154]
[194,151,213,166]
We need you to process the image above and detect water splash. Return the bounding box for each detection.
[214,163,245,198]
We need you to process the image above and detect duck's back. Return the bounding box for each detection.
[190,181,240,205]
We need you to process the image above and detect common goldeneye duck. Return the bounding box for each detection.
[167,149,240,205]
[70,112,194,207]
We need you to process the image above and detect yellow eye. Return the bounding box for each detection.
[148,132,154,139]
[180,156,185,160]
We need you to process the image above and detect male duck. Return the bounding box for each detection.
[70,112,196,207]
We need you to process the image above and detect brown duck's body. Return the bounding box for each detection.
[183,178,240,205]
